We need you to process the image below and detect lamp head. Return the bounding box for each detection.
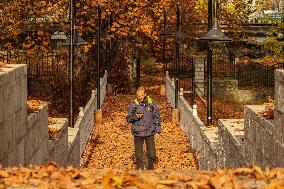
[199,18,232,42]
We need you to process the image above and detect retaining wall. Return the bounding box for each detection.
[74,70,108,157]
[166,74,221,170]
[166,69,284,170]
[0,64,108,167]
[0,64,28,167]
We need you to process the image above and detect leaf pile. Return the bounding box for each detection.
[48,127,61,140]
[1,162,284,188]
[0,62,5,68]
[27,99,45,113]
[260,96,275,119]
[48,118,61,140]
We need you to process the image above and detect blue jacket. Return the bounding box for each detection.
[126,96,161,137]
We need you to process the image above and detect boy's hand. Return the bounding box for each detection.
[135,113,144,119]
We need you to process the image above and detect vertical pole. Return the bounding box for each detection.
[163,10,167,74]
[208,0,213,31]
[207,0,213,126]
[192,60,195,106]
[174,4,180,109]
[108,38,112,77]
[207,45,213,126]
[70,0,75,127]
[175,41,179,109]
[108,12,113,78]
[136,48,141,89]
[97,3,101,110]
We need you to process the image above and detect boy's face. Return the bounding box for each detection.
[136,90,146,103]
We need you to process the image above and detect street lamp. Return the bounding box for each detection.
[95,0,112,125]
[173,3,187,109]
[96,1,102,111]
[199,0,231,126]
[160,10,174,74]
[65,0,89,127]
[96,1,111,110]
[51,31,68,50]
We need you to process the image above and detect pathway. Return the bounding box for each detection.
[81,63,198,170]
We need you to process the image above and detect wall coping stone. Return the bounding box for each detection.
[68,127,79,150]
[245,105,274,134]
[48,118,68,141]
[275,69,284,83]
[0,64,27,88]
[218,119,245,151]
[26,103,48,131]
[201,127,220,152]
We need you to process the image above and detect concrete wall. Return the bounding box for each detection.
[212,79,238,98]
[74,70,108,157]
[166,69,284,170]
[0,65,108,167]
[0,65,28,166]
[166,74,222,170]
[274,70,284,167]
[67,127,80,166]
[25,104,49,166]
[49,118,69,166]
[74,92,95,157]
[218,119,246,168]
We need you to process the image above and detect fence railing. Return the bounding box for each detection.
[166,56,194,93]
[0,51,8,64]
[204,53,236,79]
[3,50,69,78]
[237,62,284,88]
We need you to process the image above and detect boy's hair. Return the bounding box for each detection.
[136,87,147,95]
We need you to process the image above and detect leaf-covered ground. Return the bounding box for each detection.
[81,63,198,170]
[1,162,284,188]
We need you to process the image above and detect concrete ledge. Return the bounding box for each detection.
[49,118,68,166]
[200,127,221,170]
[25,103,49,166]
[218,119,246,168]
[167,76,221,170]
[67,127,80,166]
[244,105,275,168]
[74,93,95,157]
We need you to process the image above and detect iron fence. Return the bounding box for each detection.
[0,51,8,64]
[267,62,284,86]
[4,50,68,78]
[204,53,236,79]
[166,56,194,94]
[237,62,284,88]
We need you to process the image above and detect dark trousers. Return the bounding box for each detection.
[134,135,156,170]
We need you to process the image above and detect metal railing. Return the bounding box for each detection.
[237,62,284,88]
[204,53,236,79]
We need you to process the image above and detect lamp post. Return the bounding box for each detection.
[173,3,187,109]
[107,12,113,77]
[199,0,231,126]
[135,47,141,89]
[162,10,167,74]
[67,0,88,127]
[70,0,74,128]
[170,3,187,125]
[160,10,174,74]
[96,1,101,111]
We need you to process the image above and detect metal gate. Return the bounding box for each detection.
[204,53,236,79]
[166,56,194,94]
